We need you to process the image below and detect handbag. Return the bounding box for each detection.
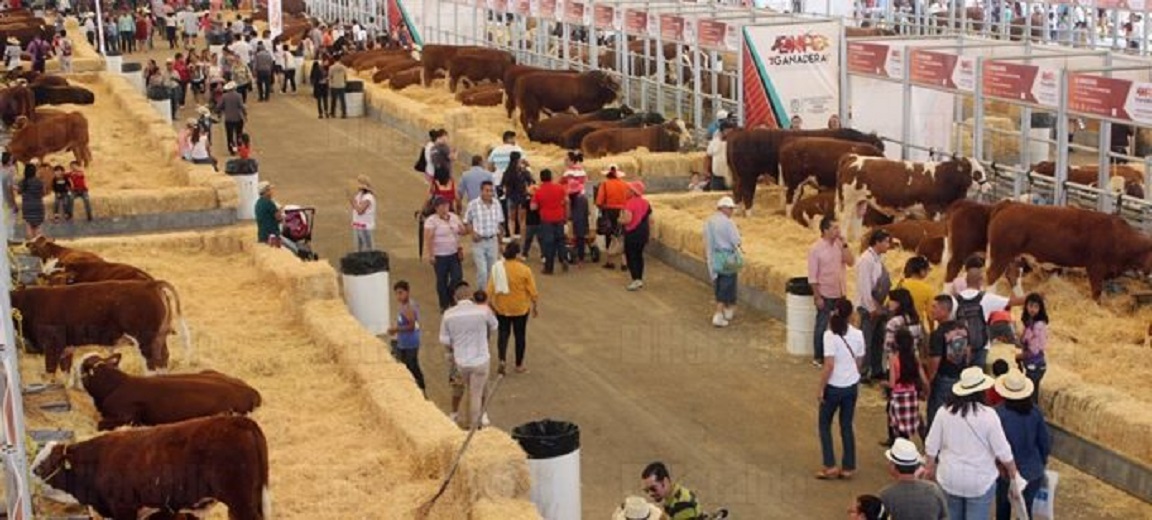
[708,219,744,275]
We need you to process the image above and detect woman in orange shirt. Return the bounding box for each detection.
[594,165,629,270]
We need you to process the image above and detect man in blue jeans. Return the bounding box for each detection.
[463,181,504,290]
[531,169,569,275]
[926,295,966,428]
[807,216,854,366]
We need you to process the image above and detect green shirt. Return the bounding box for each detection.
[255,197,279,242]
[663,483,701,520]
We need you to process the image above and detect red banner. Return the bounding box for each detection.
[659,14,684,41]
[982,61,1039,102]
[537,0,557,19]
[847,42,890,76]
[697,19,729,51]
[909,49,958,89]
[1067,73,1135,120]
[487,0,508,12]
[564,0,585,24]
[624,9,648,36]
[513,0,530,15]
[593,5,615,30]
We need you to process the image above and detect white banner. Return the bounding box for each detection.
[270,0,284,39]
[743,21,840,129]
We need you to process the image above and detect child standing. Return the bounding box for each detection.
[387,281,425,396]
[521,184,541,261]
[51,165,72,221]
[67,161,92,222]
[1019,293,1049,403]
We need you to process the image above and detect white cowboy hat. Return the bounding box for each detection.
[196,105,210,116]
[258,181,273,194]
[185,118,198,127]
[223,81,237,91]
[994,369,1035,401]
[952,366,995,397]
[356,174,372,190]
[884,438,923,467]
[6,37,19,45]
[717,109,730,119]
[612,496,662,520]
[717,196,737,209]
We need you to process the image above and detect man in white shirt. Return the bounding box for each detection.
[228,34,251,67]
[464,181,505,290]
[181,7,200,48]
[440,282,498,429]
[951,266,1026,370]
[856,229,891,380]
[487,130,525,181]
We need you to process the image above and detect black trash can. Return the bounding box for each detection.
[341,251,391,335]
[785,277,816,356]
[512,420,581,519]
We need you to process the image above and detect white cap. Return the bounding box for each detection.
[717,110,729,119]
[717,196,737,209]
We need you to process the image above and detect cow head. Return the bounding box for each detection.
[587,70,620,93]
[75,352,122,390]
[666,118,693,151]
[30,441,81,505]
[963,157,990,188]
[24,235,55,258]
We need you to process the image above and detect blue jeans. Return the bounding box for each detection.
[946,483,995,520]
[996,476,1043,520]
[813,296,843,362]
[1024,362,1046,403]
[539,222,565,272]
[433,254,463,311]
[68,191,92,221]
[973,348,989,372]
[818,384,858,470]
[858,307,883,379]
[471,237,499,290]
[928,374,958,429]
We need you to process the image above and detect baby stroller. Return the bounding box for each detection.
[281,205,320,261]
[562,221,600,265]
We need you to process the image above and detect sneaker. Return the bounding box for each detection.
[481,413,491,427]
[722,308,735,321]
[711,313,729,327]
[627,280,643,291]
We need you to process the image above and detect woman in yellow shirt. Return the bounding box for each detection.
[487,242,539,375]
[896,256,936,335]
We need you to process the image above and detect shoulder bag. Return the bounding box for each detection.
[708,219,744,275]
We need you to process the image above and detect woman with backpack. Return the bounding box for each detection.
[815,299,865,480]
[924,366,1028,520]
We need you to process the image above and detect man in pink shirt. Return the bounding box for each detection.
[807,215,854,366]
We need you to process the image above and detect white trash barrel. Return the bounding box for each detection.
[121,62,145,95]
[345,80,365,118]
[340,251,390,335]
[512,420,581,520]
[225,159,259,220]
[104,54,123,73]
[785,277,816,356]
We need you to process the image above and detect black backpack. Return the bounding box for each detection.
[954,291,989,354]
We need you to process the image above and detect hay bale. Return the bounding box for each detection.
[471,498,542,520]
[444,107,475,135]
[634,150,706,178]
[958,116,1018,163]
[97,188,219,216]
[251,246,339,300]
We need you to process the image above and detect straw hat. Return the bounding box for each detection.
[223,81,237,91]
[994,369,1035,401]
[628,181,645,196]
[356,174,372,190]
[884,438,923,467]
[612,496,662,520]
[6,37,18,45]
[258,181,273,194]
[952,366,995,397]
[196,105,210,116]
[185,118,198,127]
[716,196,737,209]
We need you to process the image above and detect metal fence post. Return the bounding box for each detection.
[1055,68,1070,206]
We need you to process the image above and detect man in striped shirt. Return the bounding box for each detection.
[464,181,504,290]
[641,462,701,520]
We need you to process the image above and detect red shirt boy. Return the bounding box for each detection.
[67,162,88,193]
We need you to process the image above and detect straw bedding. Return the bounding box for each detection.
[15,228,534,519]
[648,189,1152,465]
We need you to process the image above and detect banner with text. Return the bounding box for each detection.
[697,19,740,52]
[743,22,840,129]
[624,9,649,36]
[1067,73,1152,124]
[981,61,1059,108]
[269,0,282,39]
[847,41,906,80]
[908,49,976,92]
[533,0,558,20]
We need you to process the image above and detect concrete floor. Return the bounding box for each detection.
[133,45,1152,518]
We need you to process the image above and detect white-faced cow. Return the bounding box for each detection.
[836,154,988,242]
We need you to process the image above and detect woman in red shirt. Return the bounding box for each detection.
[621,181,651,291]
[430,169,458,214]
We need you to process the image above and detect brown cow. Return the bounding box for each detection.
[32,84,96,106]
[861,220,948,263]
[559,112,664,150]
[78,352,261,430]
[837,155,988,242]
[456,84,504,106]
[779,137,885,214]
[1030,160,1145,198]
[26,235,104,265]
[418,44,492,86]
[503,64,579,119]
[528,106,635,145]
[790,188,893,229]
[10,280,190,376]
[581,119,691,157]
[942,199,1003,281]
[6,113,92,166]
[515,70,619,132]
[389,67,423,90]
[0,84,35,124]
[41,258,154,285]
[985,204,1152,299]
[355,53,416,73]
[725,128,885,217]
[369,56,420,82]
[32,416,270,520]
[448,51,514,92]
